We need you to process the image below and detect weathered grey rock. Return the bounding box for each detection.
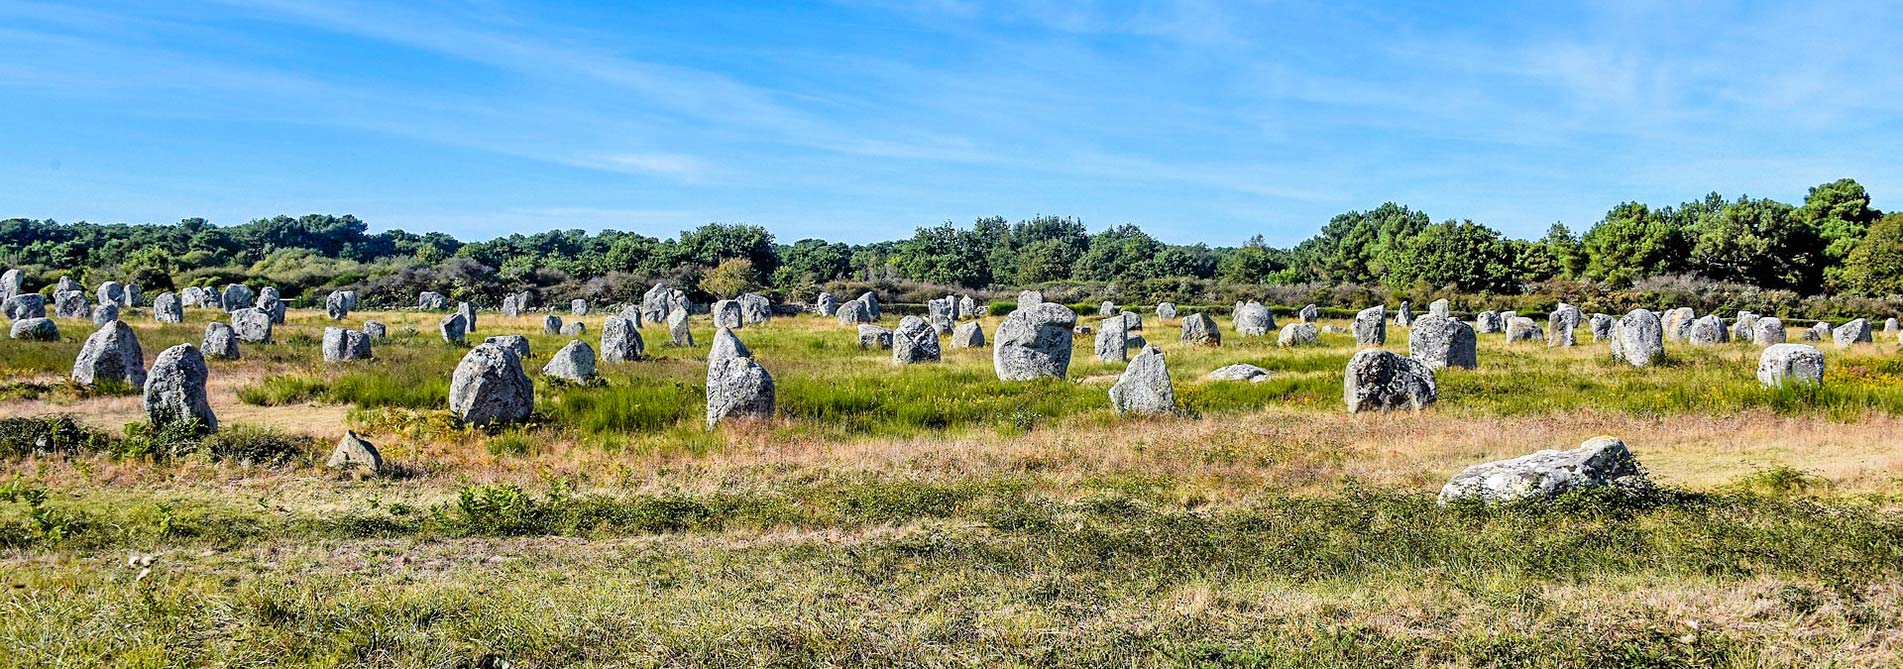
[892,316,941,365]
[568,298,588,316]
[1662,307,1696,341]
[541,315,563,334]
[1180,313,1220,346]
[642,283,675,323]
[123,284,141,308]
[668,307,693,346]
[706,353,774,429]
[500,293,522,317]
[1439,436,1647,504]
[1096,300,1116,317]
[1753,317,1786,345]
[542,340,597,382]
[143,343,216,434]
[256,292,286,325]
[739,293,771,326]
[1156,302,1177,320]
[1885,317,1899,333]
[1109,346,1175,416]
[1277,322,1319,347]
[448,343,535,426]
[326,431,381,475]
[1474,310,1501,334]
[1234,301,1274,337]
[1208,363,1272,383]
[1394,300,1412,327]
[439,312,468,345]
[1589,313,1614,342]
[152,292,182,323]
[201,322,240,359]
[857,324,892,350]
[72,321,145,387]
[857,292,881,320]
[1016,290,1042,309]
[951,321,984,348]
[418,291,448,310]
[338,290,357,312]
[1094,312,1128,362]
[230,307,272,344]
[994,303,1078,381]
[617,305,644,329]
[1499,311,1518,327]
[180,286,206,308]
[560,321,586,337]
[1833,318,1872,348]
[960,295,976,318]
[56,276,77,292]
[1758,343,1825,388]
[363,321,387,340]
[1300,304,1320,323]
[54,290,88,319]
[1319,324,1345,334]
[97,281,126,309]
[1732,312,1758,342]
[1610,309,1664,367]
[221,284,253,313]
[928,313,954,336]
[0,268,19,302]
[1428,298,1450,318]
[600,317,644,362]
[91,303,119,327]
[834,297,872,324]
[484,335,531,360]
[1408,315,1477,370]
[713,299,743,329]
[1342,349,1436,413]
[1117,310,1144,332]
[321,326,373,362]
[814,292,838,316]
[1686,314,1729,345]
[1505,317,1543,343]
[1546,303,1580,347]
[9,317,58,341]
[456,302,477,333]
[1803,321,1830,342]
[1352,306,1386,346]
[325,291,351,320]
[5,293,46,320]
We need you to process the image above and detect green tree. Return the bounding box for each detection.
[1540,223,1585,279]
[1216,235,1282,283]
[1581,202,1683,286]
[1685,195,1823,291]
[1072,224,1163,282]
[704,258,762,297]
[1388,220,1515,292]
[1301,203,1430,284]
[1839,213,1903,296]
[894,222,990,287]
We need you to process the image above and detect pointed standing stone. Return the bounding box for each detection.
[201,322,240,359]
[1109,346,1175,415]
[73,320,146,387]
[144,343,215,434]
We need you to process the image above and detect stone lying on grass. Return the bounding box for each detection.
[1207,363,1271,383]
[327,431,383,476]
[1277,322,1318,347]
[1438,436,1649,504]
[1109,346,1175,415]
[449,343,534,426]
[1757,343,1825,388]
[1342,349,1435,413]
[143,343,216,434]
[9,317,58,341]
[543,339,597,383]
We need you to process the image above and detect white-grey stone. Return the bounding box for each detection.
[1016,290,1043,309]
[1094,311,1128,362]
[1505,316,1544,343]
[1753,317,1786,345]
[456,302,477,333]
[439,312,468,345]
[449,343,535,426]
[484,335,531,360]
[91,302,119,327]
[1352,306,1386,346]
[570,298,589,316]
[959,295,976,318]
[1474,310,1502,334]
[601,317,644,362]
[713,299,743,329]
[0,268,19,303]
[153,292,182,323]
[231,307,272,344]
[706,352,774,429]
[96,281,125,309]
[994,303,1077,381]
[1438,436,1647,504]
[1686,314,1729,345]
[9,317,58,341]
[1546,303,1580,347]
[325,291,351,320]
[123,284,141,308]
[738,293,771,326]
[858,292,881,320]
[143,343,216,433]
[1757,343,1825,388]
[1394,300,1412,327]
[858,324,892,350]
[1300,304,1320,323]
[1277,322,1319,347]
[1662,307,1696,341]
[363,321,387,340]
[1207,363,1272,383]
[201,322,240,359]
[1156,302,1177,320]
[1833,318,1872,348]
[1109,346,1175,416]
[951,321,984,348]
[1234,301,1274,337]
[892,315,941,365]
[73,320,145,387]
[1589,313,1614,342]
[542,315,563,334]
[321,326,372,362]
[418,291,448,310]
[1610,309,1664,367]
[561,321,586,337]
[1342,349,1436,413]
[327,431,381,475]
[54,290,88,319]
[542,339,597,382]
[814,292,838,317]
[5,293,46,320]
[1428,298,1450,318]
[834,297,872,324]
[256,292,286,325]
[668,307,693,346]
[1408,315,1477,370]
[1180,313,1220,346]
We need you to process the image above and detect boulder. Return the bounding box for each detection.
[1093,300,1114,317]
[123,284,141,308]
[1505,316,1543,343]
[570,298,589,316]
[338,290,357,311]
[5,293,46,320]
[1408,315,1477,370]
[706,352,775,429]
[892,316,941,365]
[326,431,382,476]
[542,339,597,383]
[439,312,468,345]
[153,292,183,323]
[1833,318,1872,348]
[1753,317,1786,345]
[814,292,838,316]
[1156,302,1177,320]
[1093,312,1128,362]
[959,295,976,318]
[601,317,644,362]
[1394,300,1412,327]
[0,268,18,302]
[97,281,126,308]
[56,276,77,292]
[668,307,693,346]
[1428,298,1450,318]
[993,303,1078,381]
[713,299,743,329]
[418,291,448,310]
[1438,436,1647,504]
[256,292,286,325]
[484,335,532,360]
[1277,322,1319,347]
[363,321,388,340]
[500,293,521,317]
[737,293,771,326]
[1299,304,1320,323]
[1109,346,1175,416]
[1234,301,1274,337]
[321,327,373,362]
[1208,363,1272,383]
[641,283,675,323]
[1117,310,1144,331]
[929,313,954,336]
[834,298,872,324]
[1546,303,1580,347]
[858,324,893,350]
[143,343,216,433]
[1016,290,1043,309]
[1662,307,1696,341]
[542,315,563,334]
[1589,313,1614,342]
[180,286,206,308]
[54,290,88,319]
[1474,310,1501,334]
[1610,309,1664,367]
[9,317,58,341]
[1342,349,1436,413]
[325,291,350,320]
[1757,343,1825,388]
[230,307,272,343]
[201,322,240,359]
[1180,313,1221,346]
[1686,314,1729,345]
[72,321,146,387]
[1352,306,1386,346]
[91,303,119,327]
[448,343,535,426]
[618,305,644,329]
[858,292,881,320]
[560,321,586,337]
[456,302,478,333]
[951,321,985,348]
[1885,317,1899,333]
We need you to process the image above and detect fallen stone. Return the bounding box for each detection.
[9,317,58,341]
[1438,436,1648,504]
[1208,363,1272,383]
[1757,343,1825,388]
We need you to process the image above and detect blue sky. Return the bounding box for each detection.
[3,0,1899,246]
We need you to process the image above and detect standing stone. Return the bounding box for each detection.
[1016,290,1042,309]
[9,318,58,341]
[484,335,532,360]
[1438,436,1646,504]
[1732,312,1759,342]
[72,321,146,387]
[338,291,357,311]
[1610,309,1664,367]
[1278,322,1319,347]
[1500,311,1518,328]
[1546,303,1580,347]
[994,303,1078,381]
[456,302,478,333]
[97,281,127,309]
[448,343,535,426]
[1803,322,1830,342]
[418,291,448,310]
[1758,344,1825,388]
[439,312,468,345]
[641,283,673,323]
[858,324,893,350]
[1753,317,1787,345]
[1352,306,1386,347]
[951,321,985,348]
[740,293,772,326]
[1098,301,1116,317]
[201,322,240,359]
[500,293,521,317]
[892,316,942,365]
[57,276,78,292]
[560,321,586,337]
[1663,307,1696,342]
[1686,315,1729,345]
[1156,302,1177,320]
[542,340,598,383]
[1408,315,1477,370]
[1505,317,1544,343]
[814,292,838,317]
[321,326,373,362]
[5,293,46,320]
[231,308,273,344]
[1590,313,1615,342]
[180,286,204,308]
[1234,301,1274,337]
[1474,310,1502,334]
[153,293,183,323]
[617,305,644,329]
[1885,318,1899,334]
[540,315,562,334]
[1833,318,1872,348]
[54,290,88,319]
[1180,313,1221,346]
[0,268,18,302]
[143,343,216,434]
[1343,349,1437,413]
[960,295,977,318]
[713,300,743,329]
[570,299,589,316]
[668,307,693,346]
[929,313,954,336]
[834,297,872,324]
[1428,299,1450,318]
[1109,346,1175,416]
[326,431,382,475]
[325,291,351,320]
[221,285,252,314]
[1395,301,1412,327]
[1300,304,1320,323]
[91,303,119,327]
[257,292,286,325]
[706,350,775,428]
[601,317,644,362]
[1094,312,1128,362]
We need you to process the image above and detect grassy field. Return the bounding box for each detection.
[3,304,1903,667]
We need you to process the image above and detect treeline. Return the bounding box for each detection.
[3,177,1901,306]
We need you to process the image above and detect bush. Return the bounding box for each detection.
[0,416,119,459]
